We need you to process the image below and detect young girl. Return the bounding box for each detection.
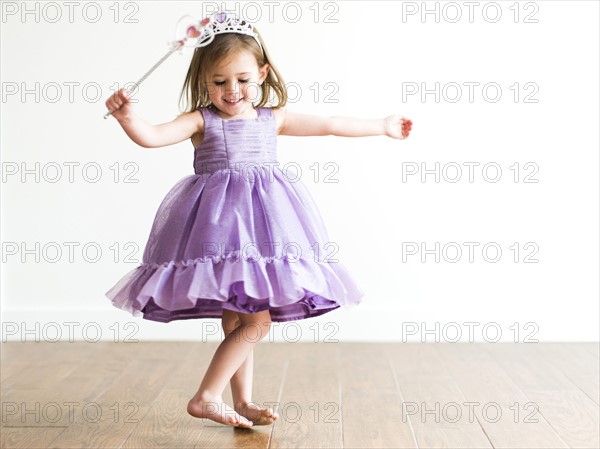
[104,11,412,429]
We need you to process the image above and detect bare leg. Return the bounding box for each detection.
[221,309,253,403]
[221,309,278,425]
[187,309,272,428]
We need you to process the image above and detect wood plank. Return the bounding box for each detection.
[485,343,598,448]
[47,342,182,447]
[521,389,599,449]
[1,389,81,428]
[532,343,599,406]
[2,341,597,449]
[437,343,568,448]
[389,343,493,448]
[584,342,599,359]
[1,342,91,390]
[1,343,130,429]
[339,342,415,448]
[0,341,143,441]
[270,342,342,449]
[121,388,202,448]
[0,427,67,449]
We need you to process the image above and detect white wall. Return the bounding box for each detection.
[1,1,598,342]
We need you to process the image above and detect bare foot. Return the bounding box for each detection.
[187,393,253,428]
[234,401,279,426]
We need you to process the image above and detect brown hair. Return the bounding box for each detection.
[178,26,287,113]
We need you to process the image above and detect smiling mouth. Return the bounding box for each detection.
[224,97,243,104]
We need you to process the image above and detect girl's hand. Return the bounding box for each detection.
[105,88,133,121]
[384,114,413,140]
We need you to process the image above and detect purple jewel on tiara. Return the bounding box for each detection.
[215,11,227,23]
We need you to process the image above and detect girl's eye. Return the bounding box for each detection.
[213,80,249,86]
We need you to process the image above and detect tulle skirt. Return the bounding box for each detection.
[105,165,365,322]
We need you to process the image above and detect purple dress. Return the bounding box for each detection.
[105,106,365,322]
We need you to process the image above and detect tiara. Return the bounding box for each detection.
[198,11,263,53]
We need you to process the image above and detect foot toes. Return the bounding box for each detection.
[239,418,252,427]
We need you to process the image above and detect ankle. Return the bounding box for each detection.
[195,390,223,403]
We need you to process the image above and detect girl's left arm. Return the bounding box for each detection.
[273,109,412,140]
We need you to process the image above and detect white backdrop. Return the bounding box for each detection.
[1,1,598,342]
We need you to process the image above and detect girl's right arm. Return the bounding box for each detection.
[105,88,203,148]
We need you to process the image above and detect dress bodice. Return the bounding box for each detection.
[193,106,278,175]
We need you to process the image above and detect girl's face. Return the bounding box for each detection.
[207,49,269,117]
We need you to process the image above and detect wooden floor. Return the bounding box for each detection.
[1,341,598,448]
